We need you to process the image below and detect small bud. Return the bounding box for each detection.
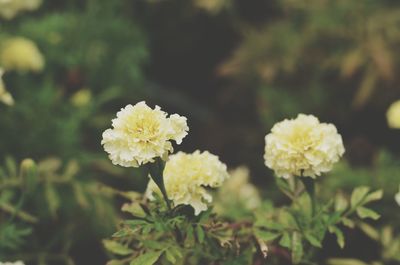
[20,158,38,191]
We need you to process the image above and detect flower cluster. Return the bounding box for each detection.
[0,37,45,72]
[0,68,14,106]
[264,114,345,179]
[146,150,229,215]
[386,100,400,129]
[103,103,346,215]
[0,0,41,19]
[102,102,188,167]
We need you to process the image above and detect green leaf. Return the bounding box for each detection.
[130,251,163,265]
[196,225,205,243]
[255,219,284,230]
[291,232,303,264]
[327,258,369,265]
[279,232,291,249]
[254,229,280,242]
[358,222,380,241]
[5,156,17,177]
[342,218,355,228]
[363,190,383,204]
[356,207,380,220]
[350,186,370,208]
[328,226,345,249]
[304,232,322,248]
[103,240,133,256]
[45,182,60,217]
[334,193,348,212]
[165,249,176,264]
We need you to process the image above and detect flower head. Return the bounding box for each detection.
[264,114,345,179]
[0,69,14,106]
[216,166,261,212]
[146,150,229,215]
[386,100,400,129]
[0,0,41,19]
[102,102,188,167]
[0,37,45,72]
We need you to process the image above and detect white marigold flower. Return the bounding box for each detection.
[0,0,41,20]
[101,102,188,167]
[0,37,45,72]
[386,100,400,129]
[146,150,229,215]
[0,261,25,265]
[216,166,261,212]
[264,114,345,179]
[395,185,400,206]
[0,69,14,106]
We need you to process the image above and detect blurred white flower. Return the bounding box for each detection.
[102,102,188,167]
[0,68,14,106]
[216,166,261,212]
[386,100,400,129]
[0,261,25,265]
[264,114,345,179]
[146,150,229,215]
[395,185,400,206]
[0,0,41,19]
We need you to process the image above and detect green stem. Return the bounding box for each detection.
[146,158,171,211]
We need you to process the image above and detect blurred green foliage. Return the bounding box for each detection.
[1,0,400,264]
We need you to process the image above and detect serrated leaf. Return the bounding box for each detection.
[291,232,303,264]
[304,232,322,248]
[130,251,163,265]
[356,207,380,220]
[103,240,133,256]
[328,226,345,249]
[351,186,370,208]
[342,218,355,228]
[279,232,291,248]
[196,225,205,243]
[254,229,280,242]
[363,190,383,204]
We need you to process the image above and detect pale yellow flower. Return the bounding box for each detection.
[146,150,229,215]
[395,185,400,206]
[216,166,261,212]
[0,37,45,72]
[0,69,14,106]
[264,114,345,179]
[386,100,400,129]
[102,102,188,167]
[0,0,41,19]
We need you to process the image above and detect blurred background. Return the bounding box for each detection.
[1,0,400,264]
